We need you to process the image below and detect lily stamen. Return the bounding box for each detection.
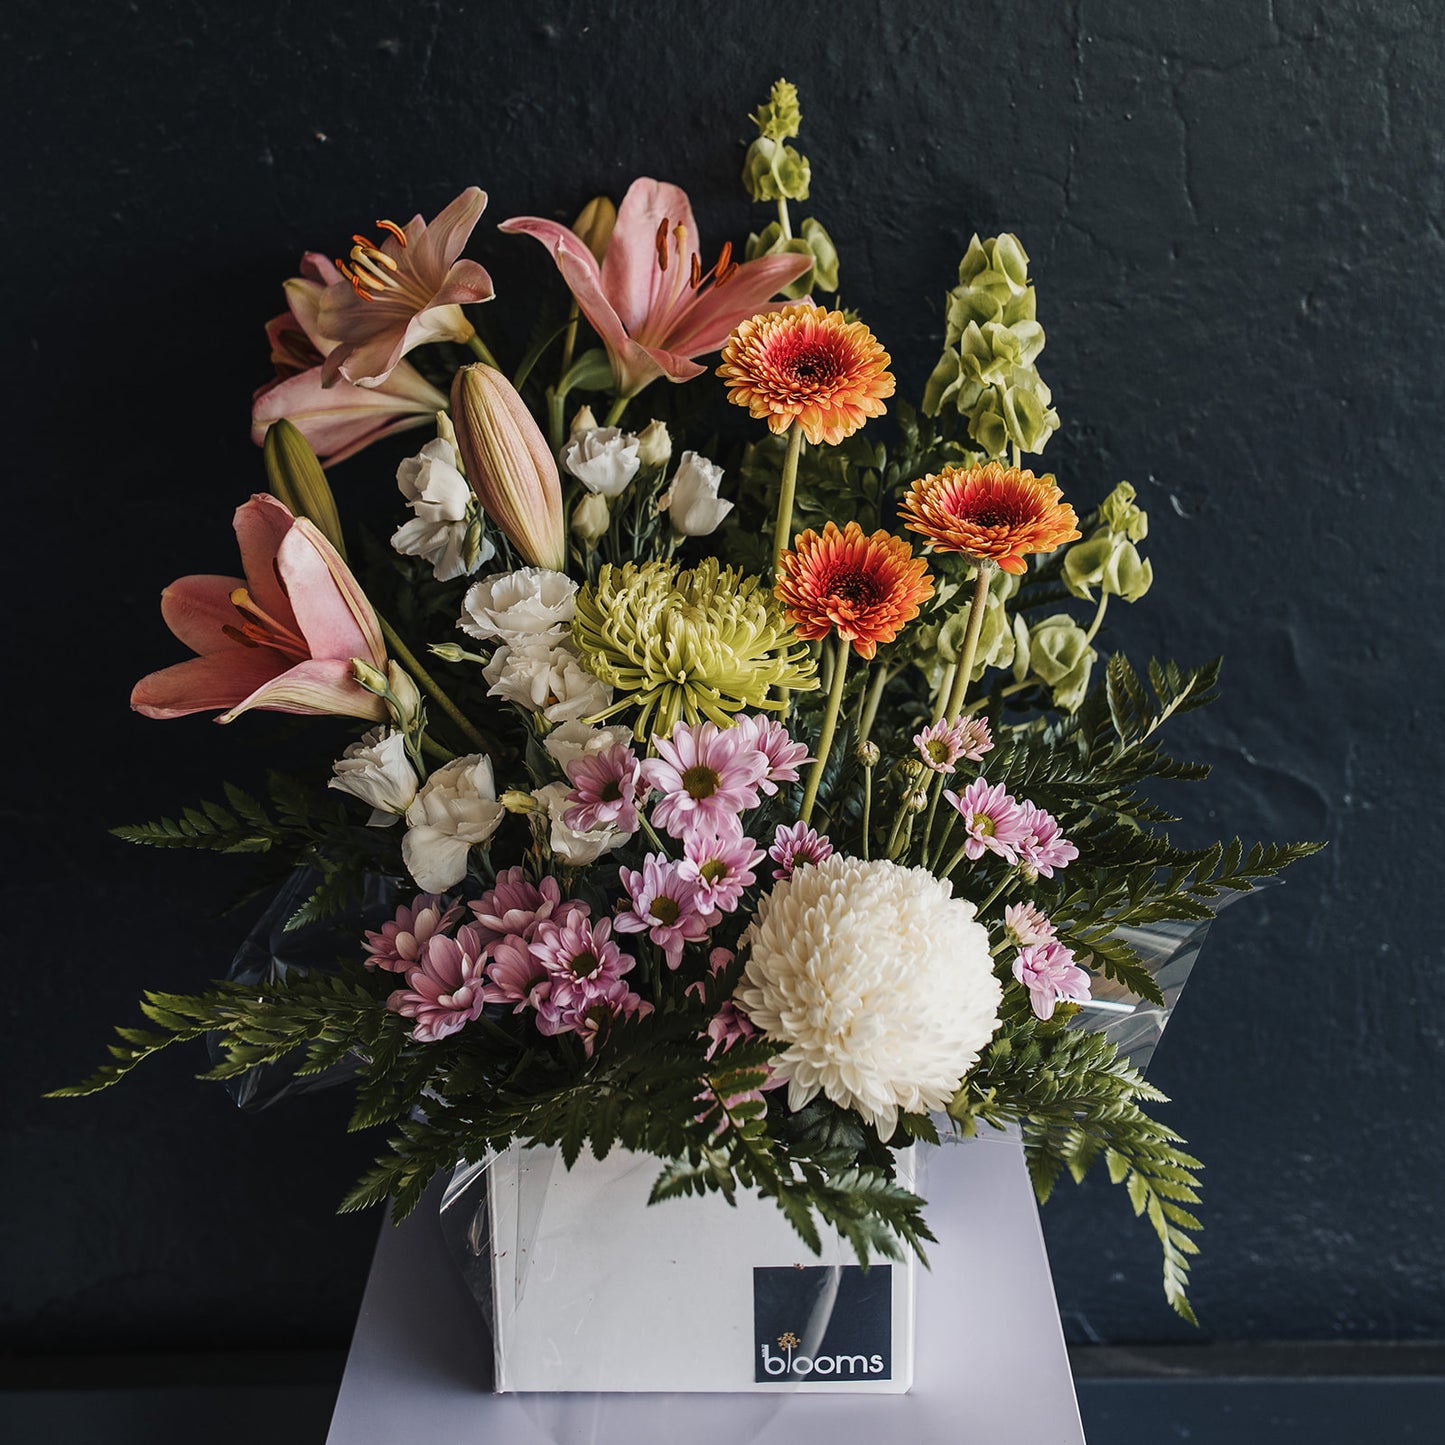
[229,587,310,659]
[337,221,412,301]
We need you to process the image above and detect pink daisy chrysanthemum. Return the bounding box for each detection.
[705,998,757,1059]
[529,914,640,1044]
[913,716,993,773]
[569,987,652,1057]
[562,741,648,836]
[363,892,462,972]
[468,866,586,947]
[640,719,769,840]
[732,713,813,794]
[678,825,765,914]
[767,820,834,880]
[1016,802,1080,878]
[613,854,720,969]
[386,923,488,1042]
[943,777,1029,863]
[1013,940,1092,1020]
[480,931,552,1008]
[1003,901,1057,949]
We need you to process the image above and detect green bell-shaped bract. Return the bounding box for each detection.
[745,217,839,298]
[1015,613,1096,713]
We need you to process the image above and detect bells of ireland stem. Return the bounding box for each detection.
[450,364,566,572]
[263,419,347,559]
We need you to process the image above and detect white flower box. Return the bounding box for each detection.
[451,1142,918,1394]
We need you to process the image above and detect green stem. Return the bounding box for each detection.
[930,660,958,724]
[860,764,874,861]
[559,300,580,378]
[977,871,1019,914]
[639,814,670,856]
[777,197,793,241]
[1083,590,1110,646]
[771,422,805,565]
[800,635,849,825]
[465,331,501,369]
[857,663,893,745]
[604,394,630,428]
[378,617,492,755]
[419,734,455,765]
[943,565,995,722]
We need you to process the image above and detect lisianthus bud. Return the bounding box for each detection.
[451,364,566,571]
[263,419,347,559]
[569,404,599,440]
[572,196,617,263]
[635,419,672,469]
[571,491,611,546]
[385,661,423,732]
[435,410,464,471]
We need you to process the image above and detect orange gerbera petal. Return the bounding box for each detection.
[898,462,1081,574]
[775,521,934,660]
[717,305,895,446]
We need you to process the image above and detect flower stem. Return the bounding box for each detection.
[860,762,874,860]
[604,394,630,428]
[930,661,958,723]
[799,635,849,825]
[466,331,501,369]
[943,564,994,722]
[419,733,455,765]
[857,663,893,745]
[1083,590,1110,646]
[559,300,580,379]
[777,197,793,242]
[977,870,1019,914]
[771,422,805,566]
[378,616,493,755]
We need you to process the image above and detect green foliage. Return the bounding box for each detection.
[950,1016,1202,1322]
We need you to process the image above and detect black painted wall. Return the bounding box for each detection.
[5,0,1442,1354]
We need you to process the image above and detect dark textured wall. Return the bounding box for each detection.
[4,0,1442,1353]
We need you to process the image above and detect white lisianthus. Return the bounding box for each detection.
[459,567,578,644]
[562,426,640,497]
[659,451,732,537]
[532,782,623,865]
[542,719,637,770]
[483,640,613,724]
[392,439,494,581]
[402,754,504,891]
[736,855,1002,1139]
[328,727,419,825]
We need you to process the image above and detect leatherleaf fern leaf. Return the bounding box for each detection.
[948,1008,1203,1322]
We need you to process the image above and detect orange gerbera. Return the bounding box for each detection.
[717,305,895,445]
[898,462,1081,575]
[775,521,934,660]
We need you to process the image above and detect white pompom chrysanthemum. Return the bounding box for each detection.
[736,854,1002,1138]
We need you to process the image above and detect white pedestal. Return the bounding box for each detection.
[327,1132,1086,1443]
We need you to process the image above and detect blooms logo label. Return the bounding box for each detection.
[752,1265,892,1382]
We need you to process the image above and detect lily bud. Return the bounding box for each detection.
[571,196,617,264]
[451,364,567,571]
[263,420,347,559]
[635,419,672,470]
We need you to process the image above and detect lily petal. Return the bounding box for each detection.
[599,178,699,335]
[132,649,295,720]
[218,657,387,723]
[157,574,248,655]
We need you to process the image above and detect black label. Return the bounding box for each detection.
[752,1265,892,1383]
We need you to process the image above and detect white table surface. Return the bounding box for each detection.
[327,1131,1086,1444]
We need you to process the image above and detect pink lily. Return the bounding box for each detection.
[318,187,495,388]
[251,252,449,466]
[500,178,812,398]
[131,493,389,724]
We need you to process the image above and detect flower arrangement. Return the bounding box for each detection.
[64,80,1318,1322]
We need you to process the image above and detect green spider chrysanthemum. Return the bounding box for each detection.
[571,558,819,739]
